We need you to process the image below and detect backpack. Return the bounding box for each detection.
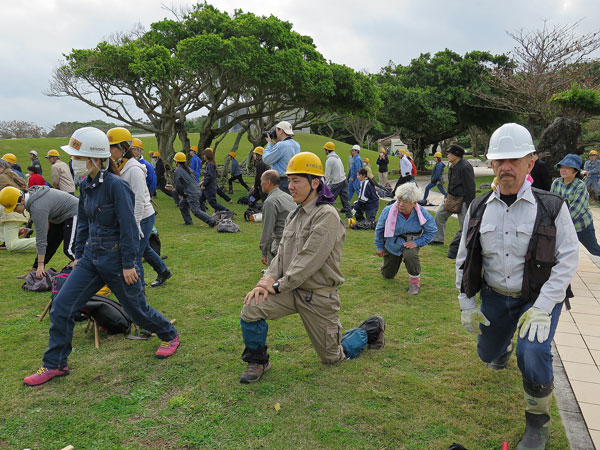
[83,295,133,335]
[237,194,250,205]
[148,226,161,256]
[408,156,417,176]
[212,210,235,222]
[216,218,241,233]
[341,328,368,359]
[52,265,73,300]
[22,268,59,292]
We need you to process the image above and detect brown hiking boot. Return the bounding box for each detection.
[240,361,271,384]
[368,316,386,350]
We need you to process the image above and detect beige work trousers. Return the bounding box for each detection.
[241,288,346,364]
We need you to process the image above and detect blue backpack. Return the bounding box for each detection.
[341,328,368,359]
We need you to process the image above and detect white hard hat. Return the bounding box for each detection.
[351,144,361,151]
[29,150,38,156]
[486,123,535,160]
[61,127,110,158]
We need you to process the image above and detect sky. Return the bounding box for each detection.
[1,0,599,131]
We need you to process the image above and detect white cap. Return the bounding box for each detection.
[275,121,294,136]
[486,123,535,160]
[29,150,38,156]
[351,144,361,152]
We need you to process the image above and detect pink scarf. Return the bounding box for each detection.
[384,202,427,238]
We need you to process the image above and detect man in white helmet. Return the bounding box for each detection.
[262,121,300,194]
[455,123,579,450]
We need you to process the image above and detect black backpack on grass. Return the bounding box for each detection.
[82,295,133,335]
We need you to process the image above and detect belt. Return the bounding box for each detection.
[489,286,521,298]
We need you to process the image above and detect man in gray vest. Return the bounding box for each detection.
[259,170,296,265]
[455,123,579,450]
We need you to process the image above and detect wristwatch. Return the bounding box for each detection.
[272,281,281,294]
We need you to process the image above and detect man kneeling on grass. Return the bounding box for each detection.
[239,152,386,383]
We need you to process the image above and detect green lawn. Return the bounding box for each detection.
[0,136,569,449]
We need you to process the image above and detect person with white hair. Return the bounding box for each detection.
[374,182,437,295]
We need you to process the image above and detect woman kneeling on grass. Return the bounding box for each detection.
[551,153,600,256]
[23,127,179,387]
[374,182,437,295]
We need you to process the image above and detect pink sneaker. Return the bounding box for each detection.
[155,336,180,359]
[23,366,69,386]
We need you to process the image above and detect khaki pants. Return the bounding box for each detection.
[0,221,36,252]
[378,171,388,185]
[381,247,421,279]
[241,288,346,364]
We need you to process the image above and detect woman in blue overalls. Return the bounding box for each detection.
[200,148,230,213]
[24,127,180,387]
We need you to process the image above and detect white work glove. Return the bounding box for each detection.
[518,306,551,343]
[461,308,490,335]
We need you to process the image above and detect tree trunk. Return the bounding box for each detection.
[156,129,177,184]
[413,139,427,170]
[197,126,218,154]
[175,121,190,153]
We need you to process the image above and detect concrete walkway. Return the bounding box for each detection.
[554,206,600,449]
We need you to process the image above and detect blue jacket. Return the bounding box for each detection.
[75,171,139,270]
[139,157,157,193]
[431,161,445,182]
[348,155,363,180]
[374,202,437,256]
[230,158,242,177]
[174,166,200,197]
[201,162,218,193]
[357,180,379,211]
[190,154,202,182]
[263,138,301,176]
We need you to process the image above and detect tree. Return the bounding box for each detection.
[48,3,377,169]
[376,50,513,168]
[548,83,600,120]
[479,21,600,136]
[0,121,46,139]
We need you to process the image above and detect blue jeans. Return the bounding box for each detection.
[477,284,562,385]
[584,175,600,197]
[138,214,167,284]
[423,181,446,200]
[348,179,360,201]
[43,243,177,369]
[577,222,600,256]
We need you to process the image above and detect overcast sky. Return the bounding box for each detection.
[1,0,599,130]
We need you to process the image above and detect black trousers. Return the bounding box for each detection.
[228,175,250,191]
[32,216,77,269]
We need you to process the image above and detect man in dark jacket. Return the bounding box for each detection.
[530,151,552,191]
[375,150,389,185]
[430,145,475,249]
[251,147,269,203]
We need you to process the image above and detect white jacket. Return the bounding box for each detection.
[120,158,154,235]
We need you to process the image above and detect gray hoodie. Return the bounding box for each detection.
[25,186,79,255]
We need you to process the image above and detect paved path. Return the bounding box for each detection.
[555,206,600,449]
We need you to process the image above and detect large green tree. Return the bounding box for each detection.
[48,3,377,168]
[376,49,513,168]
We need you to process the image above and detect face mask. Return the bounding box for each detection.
[72,159,92,177]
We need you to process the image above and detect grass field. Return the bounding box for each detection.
[0,136,569,449]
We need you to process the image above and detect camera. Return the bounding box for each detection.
[263,130,277,140]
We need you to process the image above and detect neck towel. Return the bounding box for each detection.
[384,202,426,238]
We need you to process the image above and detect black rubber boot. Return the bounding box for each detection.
[487,342,513,370]
[516,379,553,450]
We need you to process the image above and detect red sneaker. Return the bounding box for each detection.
[155,336,180,359]
[23,366,69,386]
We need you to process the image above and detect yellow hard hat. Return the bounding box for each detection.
[131,138,144,150]
[107,127,132,145]
[379,148,386,153]
[148,151,154,157]
[0,186,22,213]
[153,152,161,157]
[190,146,198,152]
[46,149,60,158]
[174,152,187,163]
[285,152,324,177]
[228,152,236,158]
[253,147,264,155]
[1,153,17,164]
[323,142,335,151]
[434,152,442,158]
[364,158,370,163]
[590,150,598,156]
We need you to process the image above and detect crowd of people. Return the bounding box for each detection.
[2,119,599,450]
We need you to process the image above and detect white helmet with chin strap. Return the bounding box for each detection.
[486,123,536,160]
[61,127,111,182]
[61,127,111,158]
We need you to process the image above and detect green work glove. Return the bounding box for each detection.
[461,308,490,335]
[518,306,551,343]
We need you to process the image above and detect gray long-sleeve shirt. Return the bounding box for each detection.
[25,185,79,255]
[259,187,296,258]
